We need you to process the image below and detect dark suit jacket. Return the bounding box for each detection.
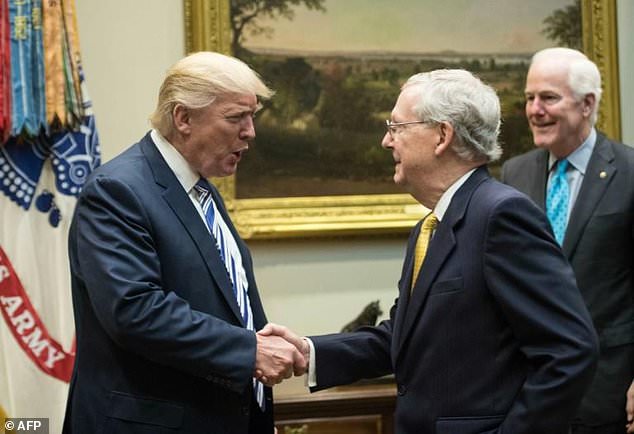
[63,133,273,434]
[501,132,634,426]
[311,167,598,434]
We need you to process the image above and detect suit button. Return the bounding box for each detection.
[241,405,249,415]
[397,384,407,396]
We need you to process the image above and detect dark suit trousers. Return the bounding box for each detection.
[571,422,627,434]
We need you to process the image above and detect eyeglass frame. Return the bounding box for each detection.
[385,119,431,139]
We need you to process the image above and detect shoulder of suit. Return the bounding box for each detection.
[85,140,151,187]
[467,177,537,220]
[596,131,634,163]
[500,149,545,184]
[502,148,544,168]
[608,138,634,157]
[481,175,526,197]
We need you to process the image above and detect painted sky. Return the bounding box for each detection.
[243,0,576,54]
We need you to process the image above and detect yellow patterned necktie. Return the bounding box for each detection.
[411,212,438,291]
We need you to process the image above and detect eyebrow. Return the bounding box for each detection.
[524,90,560,96]
[222,106,259,117]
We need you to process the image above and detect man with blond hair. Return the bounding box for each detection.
[63,52,305,434]
[502,47,634,434]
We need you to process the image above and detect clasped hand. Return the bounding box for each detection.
[254,323,310,387]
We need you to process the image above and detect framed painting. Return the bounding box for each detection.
[183,0,620,239]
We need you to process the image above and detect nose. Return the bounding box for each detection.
[526,98,545,117]
[240,116,256,140]
[381,131,392,149]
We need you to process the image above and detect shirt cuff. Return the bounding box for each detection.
[304,337,317,388]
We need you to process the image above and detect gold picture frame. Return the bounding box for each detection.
[183,0,620,240]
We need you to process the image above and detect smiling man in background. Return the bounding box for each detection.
[502,47,634,434]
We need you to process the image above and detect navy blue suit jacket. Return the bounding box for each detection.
[63,133,273,434]
[311,167,598,434]
[502,133,634,426]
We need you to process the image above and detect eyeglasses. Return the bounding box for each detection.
[385,119,428,139]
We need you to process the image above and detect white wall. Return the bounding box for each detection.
[249,237,405,335]
[618,0,634,144]
[76,0,185,162]
[248,236,406,394]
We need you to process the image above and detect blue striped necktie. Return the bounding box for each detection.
[193,179,265,411]
[546,159,569,245]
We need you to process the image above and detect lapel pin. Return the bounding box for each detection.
[599,171,607,179]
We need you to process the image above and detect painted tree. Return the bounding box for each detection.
[541,0,582,50]
[230,0,326,56]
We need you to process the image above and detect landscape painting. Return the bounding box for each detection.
[184,0,617,238]
[230,0,582,199]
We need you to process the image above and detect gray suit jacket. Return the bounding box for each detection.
[501,132,634,425]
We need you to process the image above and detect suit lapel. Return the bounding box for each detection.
[394,217,456,358]
[139,135,245,325]
[563,134,615,258]
[392,222,422,349]
[395,167,488,359]
[528,150,549,209]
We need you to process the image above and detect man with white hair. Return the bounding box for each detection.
[502,47,634,434]
[62,52,306,434]
[264,69,599,434]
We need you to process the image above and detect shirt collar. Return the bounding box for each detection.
[433,168,477,221]
[548,127,596,175]
[150,129,200,193]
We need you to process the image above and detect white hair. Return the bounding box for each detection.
[403,69,502,162]
[531,47,602,125]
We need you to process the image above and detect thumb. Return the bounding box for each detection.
[257,322,279,336]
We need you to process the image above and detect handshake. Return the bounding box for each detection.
[254,323,309,387]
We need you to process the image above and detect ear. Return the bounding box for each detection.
[172,104,192,135]
[434,121,454,157]
[582,93,596,118]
